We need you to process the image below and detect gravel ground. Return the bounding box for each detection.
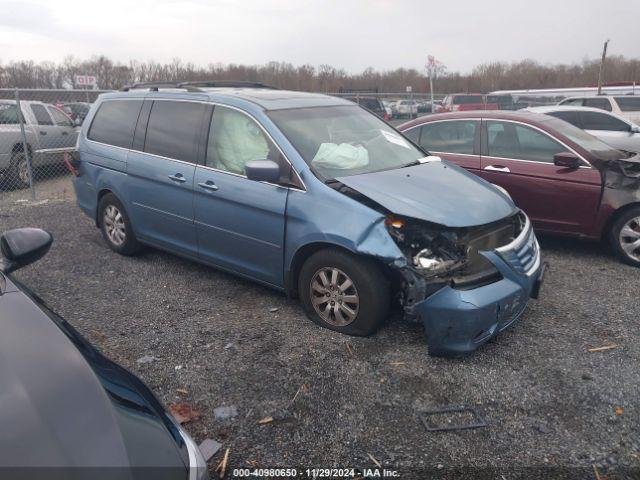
[1,193,639,480]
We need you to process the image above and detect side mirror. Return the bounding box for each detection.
[245,160,280,183]
[1,228,52,273]
[73,118,82,127]
[553,152,581,169]
[631,125,640,134]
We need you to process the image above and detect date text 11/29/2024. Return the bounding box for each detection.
[231,468,400,477]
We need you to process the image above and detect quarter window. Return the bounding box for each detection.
[615,96,640,112]
[486,121,565,163]
[206,106,290,182]
[30,104,53,125]
[88,100,143,149]
[419,120,477,154]
[144,101,207,163]
[579,111,630,132]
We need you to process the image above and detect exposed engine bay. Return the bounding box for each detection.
[331,181,526,319]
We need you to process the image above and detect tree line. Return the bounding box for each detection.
[1,55,639,93]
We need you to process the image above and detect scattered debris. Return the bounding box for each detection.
[587,344,618,353]
[290,383,309,405]
[257,416,273,425]
[593,464,602,480]
[176,388,188,395]
[367,453,382,468]
[214,405,238,420]
[175,365,183,370]
[389,361,406,366]
[581,373,594,381]
[136,355,156,364]
[346,343,355,355]
[168,403,201,424]
[216,448,230,479]
[615,407,624,416]
[269,307,279,312]
[224,342,235,350]
[198,438,222,461]
[418,406,487,432]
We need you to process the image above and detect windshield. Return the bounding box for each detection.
[268,105,426,180]
[541,116,626,160]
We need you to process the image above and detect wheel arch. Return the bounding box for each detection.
[601,201,640,242]
[285,241,394,298]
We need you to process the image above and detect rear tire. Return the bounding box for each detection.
[98,193,141,256]
[298,248,390,336]
[5,152,31,189]
[610,206,640,267]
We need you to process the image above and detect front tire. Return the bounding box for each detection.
[98,193,141,256]
[610,207,640,267]
[298,248,390,336]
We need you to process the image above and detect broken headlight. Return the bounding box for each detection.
[386,214,502,286]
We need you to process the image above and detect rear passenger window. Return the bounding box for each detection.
[584,98,612,112]
[48,106,73,127]
[31,104,53,125]
[548,110,581,128]
[487,121,564,163]
[144,101,206,163]
[402,127,421,144]
[419,120,477,154]
[88,100,143,149]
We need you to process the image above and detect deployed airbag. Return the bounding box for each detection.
[311,143,369,169]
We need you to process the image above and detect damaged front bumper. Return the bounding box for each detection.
[408,218,545,357]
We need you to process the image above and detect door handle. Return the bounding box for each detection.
[198,180,219,191]
[40,131,47,135]
[62,131,68,135]
[484,165,510,173]
[168,173,186,183]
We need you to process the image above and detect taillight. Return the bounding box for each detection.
[63,151,81,177]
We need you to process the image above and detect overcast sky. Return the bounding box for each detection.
[1,0,639,73]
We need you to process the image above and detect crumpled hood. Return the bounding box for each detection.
[0,286,186,476]
[336,160,517,227]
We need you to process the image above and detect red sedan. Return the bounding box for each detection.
[398,111,640,266]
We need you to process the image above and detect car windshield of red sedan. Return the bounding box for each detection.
[269,105,426,180]
[541,116,627,161]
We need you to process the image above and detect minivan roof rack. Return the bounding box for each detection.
[120,81,279,92]
[180,81,279,90]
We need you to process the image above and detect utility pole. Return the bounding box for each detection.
[597,39,610,95]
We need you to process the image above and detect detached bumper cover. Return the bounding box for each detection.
[416,219,544,356]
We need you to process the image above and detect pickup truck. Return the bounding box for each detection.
[436,94,498,113]
[0,100,78,188]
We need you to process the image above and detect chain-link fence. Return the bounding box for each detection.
[0,89,101,205]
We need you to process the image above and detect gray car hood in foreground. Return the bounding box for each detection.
[337,160,517,227]
[0,278,187,479]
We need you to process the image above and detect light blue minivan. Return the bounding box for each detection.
[72,81,544,357]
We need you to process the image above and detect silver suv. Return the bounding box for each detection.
[0,100,78,188]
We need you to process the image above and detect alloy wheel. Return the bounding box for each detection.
[619,216,640,262]
[103,205,126,246]
[310,267,359,326]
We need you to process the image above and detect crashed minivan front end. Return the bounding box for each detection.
[333,160,545,357]
[387,211,544,356]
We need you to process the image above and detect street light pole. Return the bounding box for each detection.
[597,39,610,96]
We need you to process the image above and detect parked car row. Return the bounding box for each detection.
[398,110,640,267]
[0,100,79,188]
